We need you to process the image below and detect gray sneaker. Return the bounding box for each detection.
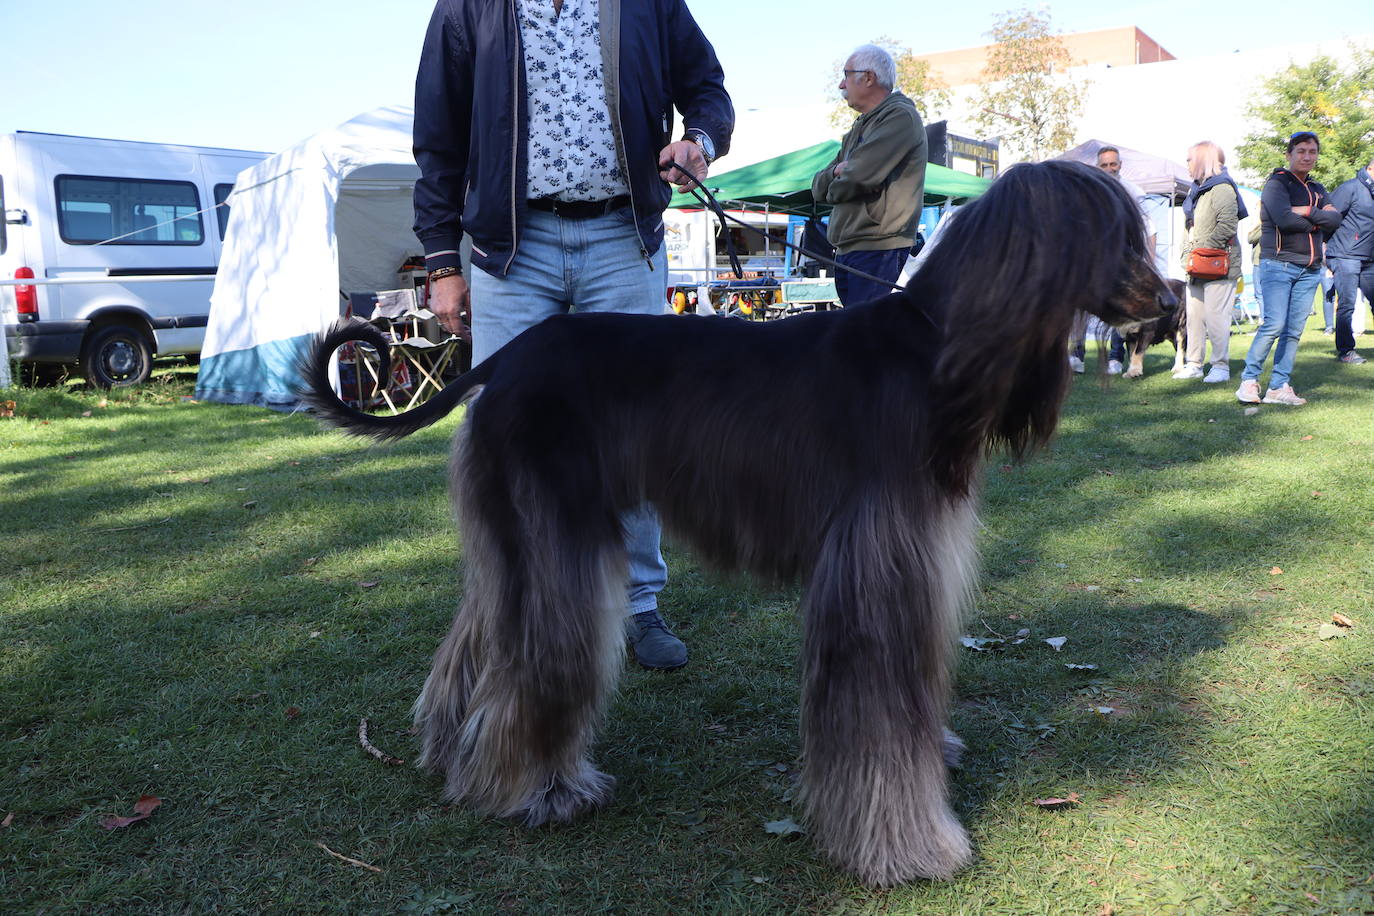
[627,610,688,670]
[1339,351,1367,364]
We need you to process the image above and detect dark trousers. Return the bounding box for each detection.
[834,247,909,307]
[1329,257,1374,355]
[1070,314,1126,362]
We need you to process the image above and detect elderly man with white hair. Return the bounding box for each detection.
[812,43,927,307]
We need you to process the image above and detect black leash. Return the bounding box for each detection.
[668,160,909,295]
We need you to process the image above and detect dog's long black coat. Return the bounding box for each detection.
[300,160,1174,886]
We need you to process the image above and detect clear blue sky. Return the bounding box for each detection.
[3,0,1372,153]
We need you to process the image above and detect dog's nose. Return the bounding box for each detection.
[1157,284,1179,312]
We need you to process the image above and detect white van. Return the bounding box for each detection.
[1,131,266,386]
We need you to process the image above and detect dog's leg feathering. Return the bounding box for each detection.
[798,495,978,885]
[414,420,627,825]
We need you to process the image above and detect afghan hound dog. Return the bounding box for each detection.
[299,160,1175,887]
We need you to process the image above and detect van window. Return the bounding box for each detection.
[55,175,204,246]
[213,183,233,239]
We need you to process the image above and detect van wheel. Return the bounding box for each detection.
[82,324,152,387]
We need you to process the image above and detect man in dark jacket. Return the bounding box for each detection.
[1326,157,1374,363]
[411,0,734,670]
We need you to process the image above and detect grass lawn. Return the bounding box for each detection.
[2,326,1372,915]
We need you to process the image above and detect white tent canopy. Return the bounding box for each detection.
[1057,138,1191,199]
[195,105,422,408]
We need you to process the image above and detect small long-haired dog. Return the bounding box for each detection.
[1121,277,1187,377]
[300,160,1175,887]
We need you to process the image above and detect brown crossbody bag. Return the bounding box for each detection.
[1186,247,1230,281]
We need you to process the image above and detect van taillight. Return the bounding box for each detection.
[14,267,37,318]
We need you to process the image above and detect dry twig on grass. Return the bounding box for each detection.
[358,717,404,766]
[316,841,382,873]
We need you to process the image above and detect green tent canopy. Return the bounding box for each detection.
[701,140,991,214]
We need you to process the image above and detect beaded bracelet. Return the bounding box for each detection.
[428,266,461,281]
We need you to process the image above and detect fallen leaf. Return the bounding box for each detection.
[1015,628,1031,638]
[285,706,301,718]
[1045,637,1067,652]
[763,817,805,836]
[100,794,161,830]
[959,636,1003,651]
[1032,793,1080,809]
[1311,490,1324,498]
[1097,905,1116,916]
[1065,663,1098,670]
[1332,613,1355,628]
[2,812,13,827]
[81,411,92,418]
[1243,406,1259,416]
[1301,435,1314,441]
[242,500,257,510]
[1318,624,1349,641]
[359,581,379,589]
[1091,706,1116,715]
[1269,567,1283,576]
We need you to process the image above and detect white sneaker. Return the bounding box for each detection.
[1068,356,1085,374]
[1202,366,1230,384]
[1235,379,1261,403]
[1172,365,1204,380]
[1106,359,1123,375]
[1262,385,1307,406]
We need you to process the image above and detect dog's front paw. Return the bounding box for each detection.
[514,762,616,827]
[1122,367,1143,379]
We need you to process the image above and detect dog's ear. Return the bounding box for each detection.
[917,162,1138,491]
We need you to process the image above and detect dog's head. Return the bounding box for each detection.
[1053,161,1178,330]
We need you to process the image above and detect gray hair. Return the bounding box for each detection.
[850,44,896,90]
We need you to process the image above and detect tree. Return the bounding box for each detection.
[1235,47,1374,188]
[825,36,951,129]
[969,7,1087,161]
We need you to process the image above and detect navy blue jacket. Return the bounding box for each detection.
[1327,172,1374,261]
[412,0,734,276]
[1258,168,1341,268]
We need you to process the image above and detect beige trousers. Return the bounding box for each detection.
[1184,276,1237,368]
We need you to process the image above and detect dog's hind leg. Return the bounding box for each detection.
[798,494,977,886]
[417,425,626,826]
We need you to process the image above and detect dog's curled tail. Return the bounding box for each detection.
[296,318,490,442]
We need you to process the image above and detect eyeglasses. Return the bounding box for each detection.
[842,69,871,79]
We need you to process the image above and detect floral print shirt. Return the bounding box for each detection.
[518,0,628,202]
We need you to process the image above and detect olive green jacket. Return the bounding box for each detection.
[812,91,926,253]
[1181,182,1242,282]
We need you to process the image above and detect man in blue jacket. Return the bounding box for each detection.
[1326,157,1374,364]
[411,0,734,670]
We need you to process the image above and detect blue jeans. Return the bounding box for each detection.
[1243,259,1322,391]
[1070,321,1125,362]
[1329,257,1374,355]
[834,247,909,306]
[468,206,669,617]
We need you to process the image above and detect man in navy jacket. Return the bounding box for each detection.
[411,0,733,670]
[1326,157,1374,363]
